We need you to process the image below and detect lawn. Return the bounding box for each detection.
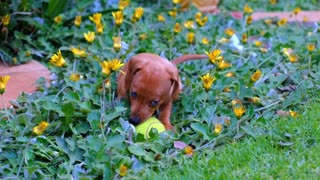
[147,99,320,179]
[0,0,319,179]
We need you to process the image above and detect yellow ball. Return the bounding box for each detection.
[135,117,166,139]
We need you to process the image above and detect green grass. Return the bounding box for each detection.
[147,100,320,179]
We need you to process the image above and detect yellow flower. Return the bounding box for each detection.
[1,15,10,26]
[223,87,230,92]
[168,8,177,18]
[195,12,202,21]
[251,97,261,104]
[113,36,122,52]
[100,59,124,76]
[112,11,123,26]
[242,34,247,43]
[201,37,209,45]
[50,50,66,67]
[119,164,128,177]
[231,99,242,106]
[246,15,253,24]
[70,47,87,58]
[217,60,232,70]
[243,4,253,14]
[277,18,287,26]
[184,146,193,155]
[186,32,195,44]
[197,17,208,27]
[74,16,82,26]
[172,0,182,4]
[12,57,18,64]
[184,20,195,29]
[25,51,31,57]
[289,110,298,117]
[157,14,166,22]
[89,13,102,25]
[214,124,223,134]
[224,28,235,37]
[84,31,95,43]
[174,23,182,34]
[205,49,223,64]
[70,73,80,82]
[96,22,104,34]
[200,73,215,92]
[264,19,273,25]
[225,72,235,78]
[282,48,292,57]
[288,54,298,63]
[119,0,130,10]
[293,7,301,15]
[54,15,63,24]
[307,43,315,52]
[269,0,277,4]
[254,40,263,47]
[132,7,144,23]
[104,78,111,88]
[100,61,112,76]
[251,70,262,82]
[218,38,230,44]
[303,16,308,22]
[33,121,50,135]
[260,48,268,53]
[139,34,147,40]
[282,48,298,62]
[233,105,246,118]
[134,7,144,20]
[0,75,10,94]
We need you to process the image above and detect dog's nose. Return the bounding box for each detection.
[129,116,140,126]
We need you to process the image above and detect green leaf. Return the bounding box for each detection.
[47,0,68,18]
[278,141,294,147]
[72,122,90,135]
[106,134,125,148]
[87,110,101,130]
[56,137,70,154]
[241,125,257,137]
[64,92,80,101]
[128,146,154,162]
[42,100,64,116]
[239,86,253,98]
[105,107,127,122]
[62,102,75,117]
[79,100,92,113]
[191,122,210,140]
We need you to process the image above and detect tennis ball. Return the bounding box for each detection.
[135,117,165,139]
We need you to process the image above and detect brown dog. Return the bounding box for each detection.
[117,53,207,130]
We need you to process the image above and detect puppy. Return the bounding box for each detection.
[117,53,207,130]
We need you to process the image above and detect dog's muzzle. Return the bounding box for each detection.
[129,116,140,126]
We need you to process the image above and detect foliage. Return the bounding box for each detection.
[0,0,320,178]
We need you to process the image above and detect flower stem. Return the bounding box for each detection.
[100,79,107,141]
[16,137,32,176]
[1,95,10,120]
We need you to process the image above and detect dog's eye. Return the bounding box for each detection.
[150,100,159,107]
[130,91,137,98]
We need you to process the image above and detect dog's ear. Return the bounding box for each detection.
[124,56,147,93]
[169,68,182,101]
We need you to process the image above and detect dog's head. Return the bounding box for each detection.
[118,53,181,125]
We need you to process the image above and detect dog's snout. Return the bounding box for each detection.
[129,116,140,126]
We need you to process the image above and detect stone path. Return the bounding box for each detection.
[0,61,50,108]
[231,11,320,22]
